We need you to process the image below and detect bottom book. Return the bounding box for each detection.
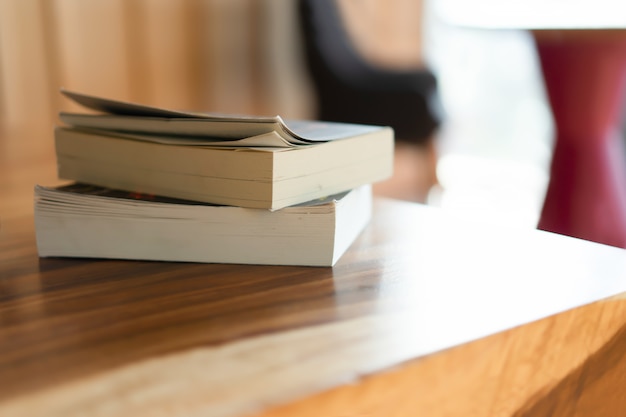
[34,183,372,267]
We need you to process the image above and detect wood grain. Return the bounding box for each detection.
[259,299,626,417]
[3,194,626,416]
[2,215,626,417]
[2,125,626,416]
[513,317,626,417]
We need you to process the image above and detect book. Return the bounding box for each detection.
[56,90,394,209]
[34,183,373,267]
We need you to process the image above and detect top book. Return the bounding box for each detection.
[56,90,394,209]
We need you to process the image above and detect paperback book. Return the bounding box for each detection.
[34,183,372,267]
[56,90,394,209]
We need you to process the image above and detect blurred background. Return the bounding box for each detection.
[0,0,553,227]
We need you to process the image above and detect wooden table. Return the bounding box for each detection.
[1,125,626,417]
[434,0,626,248]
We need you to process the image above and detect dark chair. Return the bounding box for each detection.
[297,0,441,144]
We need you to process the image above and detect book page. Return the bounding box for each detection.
[60,89,388,145]
[75,128,296,149]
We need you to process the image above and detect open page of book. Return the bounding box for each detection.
[61,127,298,149]
[60,89,386,146]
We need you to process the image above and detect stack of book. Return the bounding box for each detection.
[34,90,394,266]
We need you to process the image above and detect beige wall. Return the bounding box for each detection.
[0,0,425,135]
[338,0,425,70]
[0,0,317,134]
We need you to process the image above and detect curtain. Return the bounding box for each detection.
[0,0,316,134]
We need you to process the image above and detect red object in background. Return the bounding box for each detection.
[534,32,626,248]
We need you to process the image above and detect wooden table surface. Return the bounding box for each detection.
[1,125,626,417]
